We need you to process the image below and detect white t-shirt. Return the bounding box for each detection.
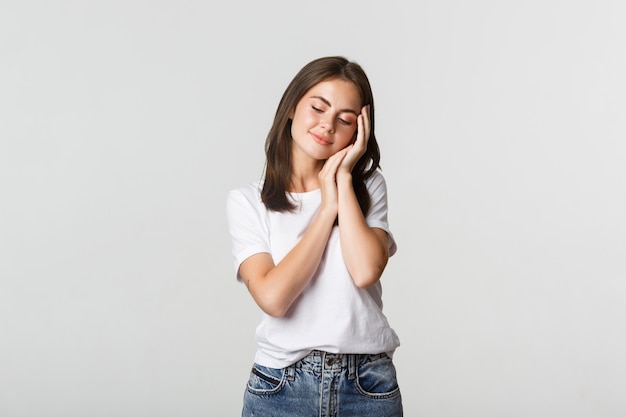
[226,169,400,368]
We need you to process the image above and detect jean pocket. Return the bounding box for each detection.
[246,363,286,395]
[356,355,401,399]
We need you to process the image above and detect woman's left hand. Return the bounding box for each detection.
[338,105,370,176]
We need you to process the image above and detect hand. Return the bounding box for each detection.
[339,105,370,175]
[318,146,349,216]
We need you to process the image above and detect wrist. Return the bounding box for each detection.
[336,172,353,186]
[337,169,352,180]
[318,205,339,223]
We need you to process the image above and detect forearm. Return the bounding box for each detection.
[337,174,389,288]
[245,208,336,317]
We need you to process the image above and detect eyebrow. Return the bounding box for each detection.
[310,95,359,116]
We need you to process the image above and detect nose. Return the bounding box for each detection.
[320,116,335,133]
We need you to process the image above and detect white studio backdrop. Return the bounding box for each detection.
[1,1,625,416]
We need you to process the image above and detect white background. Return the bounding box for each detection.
[1,1,625,416]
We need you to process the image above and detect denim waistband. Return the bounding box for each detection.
[286,350,388,381]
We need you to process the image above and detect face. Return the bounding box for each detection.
[290,78,362,162]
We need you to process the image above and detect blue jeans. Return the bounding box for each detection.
[242,350,403,417]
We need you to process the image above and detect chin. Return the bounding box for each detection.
[304,146,333,161]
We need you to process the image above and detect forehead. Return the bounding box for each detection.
[302,79,362,109]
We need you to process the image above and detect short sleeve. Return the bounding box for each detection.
[226,187,271,281]
[365,171,398,256]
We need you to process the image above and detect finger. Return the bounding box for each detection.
[337,144,359,172]
[356,115,363,141]
[353,115,367,153]
[320,148,348,178]
[327,147,349,171]
[360,105,371,142]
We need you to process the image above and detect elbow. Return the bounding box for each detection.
[351,263,387,289]
[260,304,289,318]
[344,236,389,289]
[255,294,291,318]
[247,279,292,318]
[352,273,381,289]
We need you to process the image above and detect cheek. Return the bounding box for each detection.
[293,106,318,124]
[345,125,358,140]
[336,128,357,147]
[291,112,319,140]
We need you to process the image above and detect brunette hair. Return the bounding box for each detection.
[261,56,381,215]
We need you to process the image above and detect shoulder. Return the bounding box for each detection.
[227,181,265,213]
[365,169,388,194]
[228,181,262,200]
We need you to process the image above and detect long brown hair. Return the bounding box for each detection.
[261,56,381,215]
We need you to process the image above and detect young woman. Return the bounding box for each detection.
[227,56,402,416]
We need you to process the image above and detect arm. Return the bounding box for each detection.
[239,209,336,318]
[336,105,390,288]
[336,174,389,288]
[238,150,349,317]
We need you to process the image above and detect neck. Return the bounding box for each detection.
[289,151,324,193]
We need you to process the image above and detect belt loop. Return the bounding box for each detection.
[348,354,356,380]
[286,362,296,381]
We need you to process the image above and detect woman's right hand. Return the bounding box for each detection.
[318,147,349,217]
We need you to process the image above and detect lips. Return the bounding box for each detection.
[310,132,332,146]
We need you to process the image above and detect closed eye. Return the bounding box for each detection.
[312,106,323,113]
[338,118,351,125]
